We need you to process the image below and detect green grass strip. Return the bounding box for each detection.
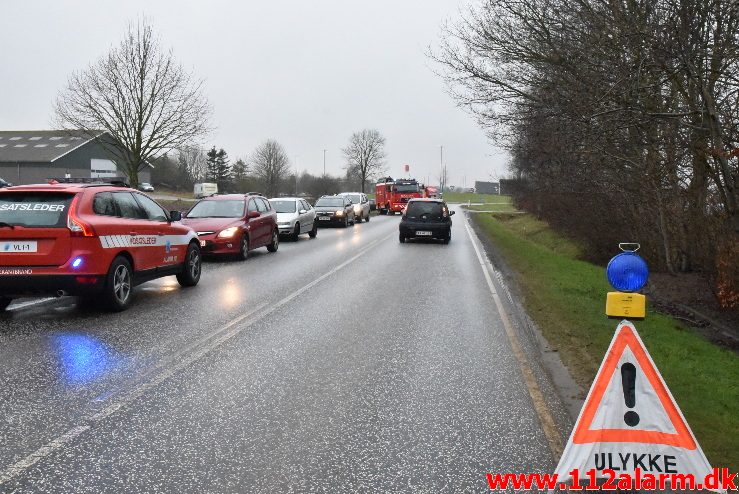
[471,211,739,471]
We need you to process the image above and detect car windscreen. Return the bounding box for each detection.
[395,184,419,192]
[315,198,344,207]
[346,194,361,204]
[0,192,74,228]
[405,201,444,220]
[270,200,296,213]
[186,199,245,218]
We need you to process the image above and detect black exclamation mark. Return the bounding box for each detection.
[621,363,640,427]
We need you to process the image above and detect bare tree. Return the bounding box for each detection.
[54,18,211,187]
[342,129,387,192]
[432,0,739,284]
[251,140,291,197]
[176,145,207,186]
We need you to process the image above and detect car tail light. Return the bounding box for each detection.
[75,276,99,285]
[67,194,96,237]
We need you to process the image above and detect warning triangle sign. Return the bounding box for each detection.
[554,321,719,491]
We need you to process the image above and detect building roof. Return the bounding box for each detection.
[0,130,105,163]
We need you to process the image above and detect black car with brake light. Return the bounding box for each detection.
[398,198,454,244]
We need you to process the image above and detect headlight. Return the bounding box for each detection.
[217,226,239,238]
[335,210,344,216]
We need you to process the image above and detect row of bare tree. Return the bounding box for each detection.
[53,19,388,198]
[152,139,379,198]
[435,0,739,306]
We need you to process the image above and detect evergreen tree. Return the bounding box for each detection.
[231,158,248,181]
[215,148,231,183]
[205,146,219,182]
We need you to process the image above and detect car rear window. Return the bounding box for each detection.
[405,201,444,219]
[0,192,74,228]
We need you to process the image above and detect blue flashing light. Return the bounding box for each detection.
[53,334,119,384]
[71,257,83,269]
[606,252,649,292]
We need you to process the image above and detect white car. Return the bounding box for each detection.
[338,192,371,223]
[269,197,318,241]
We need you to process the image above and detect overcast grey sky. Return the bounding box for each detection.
[0,0,509,187]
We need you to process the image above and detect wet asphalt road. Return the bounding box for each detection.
[0,210,557,493]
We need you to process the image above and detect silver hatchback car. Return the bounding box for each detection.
[269,197,318,241]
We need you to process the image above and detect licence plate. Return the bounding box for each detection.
[200,240,207,247]
[319,217,331,221]
[416,231,432,236]
[0,241,38,253]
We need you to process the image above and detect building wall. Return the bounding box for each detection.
[0,140,151,185]
[475,181,500,195]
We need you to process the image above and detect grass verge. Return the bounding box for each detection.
[157,199,193,213]
[471,211,739,471]
[443,192,506,203]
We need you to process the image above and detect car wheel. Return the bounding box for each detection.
[177,242,202,287]
[267,229,279,252]
[292,223,300,241]
[309,221,318,238]
[0,296,13,311]
[399,233,406,243]
[443,231,451,244]
[104,256,134,311]
[237,234,249,261]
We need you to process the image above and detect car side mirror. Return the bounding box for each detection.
[299,209,307,214]
[248,210,260,219]
[450,210,456,216]
[169,210,182,221]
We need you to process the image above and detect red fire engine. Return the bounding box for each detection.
[375,177,425,215]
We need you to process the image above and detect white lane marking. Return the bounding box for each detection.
[463,215,564,458]
[0,231,395,486]
[8,298,57,311]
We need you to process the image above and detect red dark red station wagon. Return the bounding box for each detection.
[182,193,279,260]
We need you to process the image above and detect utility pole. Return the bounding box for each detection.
[439,145,444,191]
[295,155,299,196]
[323,149,327,177]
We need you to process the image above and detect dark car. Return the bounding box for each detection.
[0,178,12,188]
[398,198,454,244]
[369,198,376,211]
[182,193,279,260]
[313,195,355,227]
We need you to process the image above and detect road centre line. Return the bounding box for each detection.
[463,215,564,459]
[0,231,394,486]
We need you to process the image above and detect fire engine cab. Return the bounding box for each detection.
[375,177,425,215]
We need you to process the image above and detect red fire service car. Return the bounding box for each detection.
[0,179,201,312]
[375,177,425,215]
